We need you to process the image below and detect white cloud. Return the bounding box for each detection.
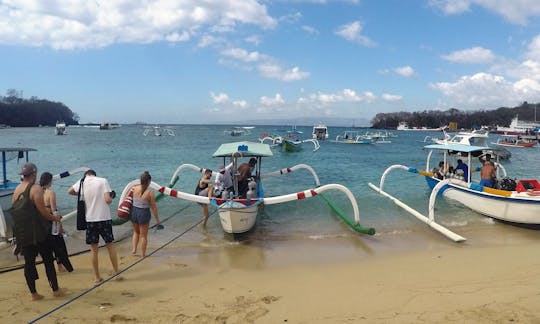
[335,21,376,47]
[526,34,540,60]
[257,63,310,82]
[244,35,262,46]
[429,0,540,25]
[232,100,248,108]
[301,25,318,34]
[210,92,230,104]
[441,46,496,64]
[381,94,403,102]
[431,72,540,108]
[260,93,285,107]
[394,66,415,77]
[299,89,376,104]
[221,48,263,62]
[0,0,277,49]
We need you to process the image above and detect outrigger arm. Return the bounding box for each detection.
[368,164,466,242]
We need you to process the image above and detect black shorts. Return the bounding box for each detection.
[86,220,114,245]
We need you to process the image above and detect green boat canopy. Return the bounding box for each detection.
[212,141,273,158]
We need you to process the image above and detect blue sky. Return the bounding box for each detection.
[1,0,540,124]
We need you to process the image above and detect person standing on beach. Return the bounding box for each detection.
[195,169,213,227]
[68,169,119,284]
[10,163,64,301]
[130,171,160,257]
[40,172,73,273]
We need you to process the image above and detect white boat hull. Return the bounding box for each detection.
[218,204,259,234]
[442,185,540,224]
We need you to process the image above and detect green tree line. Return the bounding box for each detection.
[0,89,79,127]
[371,102,540,129]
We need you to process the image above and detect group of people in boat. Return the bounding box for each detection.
[195,157,258,226]
[433,154,497,188]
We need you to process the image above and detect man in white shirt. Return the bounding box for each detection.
[69,169,118,285]
[214,163,233,197]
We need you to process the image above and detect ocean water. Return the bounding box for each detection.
[1,125,540,269]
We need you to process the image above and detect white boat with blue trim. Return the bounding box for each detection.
[369,142,540,242]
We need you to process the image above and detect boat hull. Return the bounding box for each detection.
[425,177,540,224]
[218,202,259,233]
[281,139,302,152]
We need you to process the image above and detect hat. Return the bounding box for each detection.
[19,162,37,176]
[218,165,226,173]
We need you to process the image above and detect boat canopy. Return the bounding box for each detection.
[212,141,273,158]
[424,144,489,154]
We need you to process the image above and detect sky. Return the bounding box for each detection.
[1,0,540,125]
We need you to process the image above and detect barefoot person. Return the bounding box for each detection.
[69,169,118,285]
[195,169,213,227]
[10,163,64,300]
[130,171,160,257]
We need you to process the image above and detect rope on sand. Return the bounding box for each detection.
[0,204,192,274]
[28,207,218,323]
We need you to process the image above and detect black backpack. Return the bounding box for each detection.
[9,183,48,247]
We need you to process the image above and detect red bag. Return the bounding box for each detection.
[117,190,133,220]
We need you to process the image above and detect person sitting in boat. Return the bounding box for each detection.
[455,159,469,182]
[195,169,213,227]
[479,154,497,188]
[434,161,452,179]
[237,158,257,198]
[213,163,233,198]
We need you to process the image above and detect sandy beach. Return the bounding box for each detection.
[2,227,540,324]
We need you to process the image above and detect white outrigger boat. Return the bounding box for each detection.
[116,141,374,235]
[369,142,540,242]
[0,147,89,248]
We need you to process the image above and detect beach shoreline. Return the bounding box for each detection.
[2,225,540,323]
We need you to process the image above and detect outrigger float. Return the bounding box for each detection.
[115,141,373,235]
[369,143,540,242]
[0,146,89,248]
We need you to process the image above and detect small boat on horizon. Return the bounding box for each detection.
[312,123,329,141]
[334,130,374,144]
[492,134,537,148]
[55,121,67,135]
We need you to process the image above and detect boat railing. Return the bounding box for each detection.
[260,164,321,187]
[368,164,466,242]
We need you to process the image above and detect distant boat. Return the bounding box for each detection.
[224,126,254,136]
[492,135,537,148]
[99,122,120,130]
[496,115,540,135]
[55,121,67,135]
[334,131,374,144]
[143,125,175,137]
[397,122,444,131]
[312,123,328,140]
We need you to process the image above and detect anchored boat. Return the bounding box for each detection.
[369,142,540,242]
[55,121,67,135]
[116,141,373,235]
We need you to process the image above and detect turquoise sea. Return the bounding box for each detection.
[1,125,540,270]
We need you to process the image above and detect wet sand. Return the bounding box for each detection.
[2,225,540,323]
